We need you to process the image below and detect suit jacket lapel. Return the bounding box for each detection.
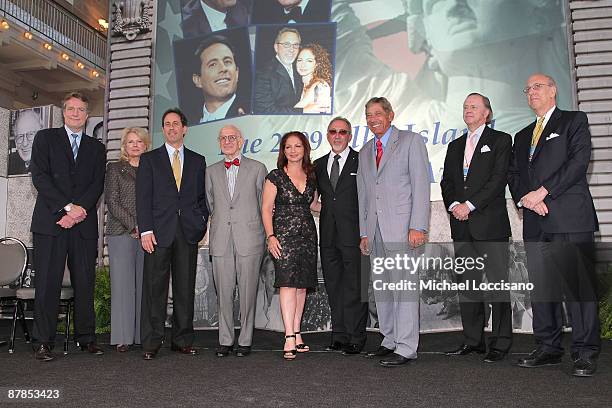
[74,133,91,168]
[231,157,248,203]
[455,132,468,183]
[59,127,76,165]
[466,126,490,181]
[159,146,178,193]
[531,108,561,162]
[377,127,399,174]
[318,152,333,191]
[336,148,357,188]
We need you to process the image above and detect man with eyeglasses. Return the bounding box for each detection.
[9,109,44,175]
[205,124,267,357]
[29,92,106,361]
[508,73,600,377]
[314,117,368,355]
[136,108,209,360]
[254,27,304,114]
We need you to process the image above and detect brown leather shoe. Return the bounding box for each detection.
[171,344,199,355]
[34,344,54,362]
[80,342,104,355]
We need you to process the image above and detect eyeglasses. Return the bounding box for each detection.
[328,129,350,136]
[276,42,300,50]
[15,131,37,145]
[219,135,239,142]
[523,83,553,94]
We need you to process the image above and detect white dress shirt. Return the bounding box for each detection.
[448,123,486,213]
[326,146,350,178]
[200,94,236,123]
[200,0,228,32]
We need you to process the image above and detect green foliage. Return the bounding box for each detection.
[94,266,112,334]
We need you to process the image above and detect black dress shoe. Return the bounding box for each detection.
[572,358,596,377]
[483,349,507,363]
[143,351,157,360]
[235,346,251,357]
[379,353,414,367]
[445,344,486,356]
[342,344,363,355]
[517,349,562,368]
[80,342,104,355]
[325,341,346,352]
[171,344,199,355]
[366,346,394,358]
[215,345,233,357]
[34,344,54,362]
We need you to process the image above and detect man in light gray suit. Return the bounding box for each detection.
[205,124,267,357]
[357,97,430,367]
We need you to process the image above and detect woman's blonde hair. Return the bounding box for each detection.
[119,127,151,162]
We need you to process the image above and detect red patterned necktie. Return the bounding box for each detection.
[375,139,383,168]
[224,158,240,169]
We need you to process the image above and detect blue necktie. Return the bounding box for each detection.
[71,133,79,159]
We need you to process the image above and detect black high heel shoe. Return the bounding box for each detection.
[284,334,297,360]
[295,331,310,353]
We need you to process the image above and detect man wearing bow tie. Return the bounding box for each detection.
[181,0,250,39]
[251,0,332,24]
[508,73,600,376]
[205,125,267,357]
[440,93,513,363]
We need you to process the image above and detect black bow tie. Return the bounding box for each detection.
[285,6,302,22]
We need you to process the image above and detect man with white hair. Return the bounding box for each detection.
[205,125,267,357]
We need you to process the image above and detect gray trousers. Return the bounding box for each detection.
[371,223,420,359]
[108,234,144,345]
[212,231,263,347]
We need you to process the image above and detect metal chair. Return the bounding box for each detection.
[0,237,29,349]
[12,260,75,355]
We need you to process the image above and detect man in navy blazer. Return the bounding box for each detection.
[136,108,209,360]
[441,93,513,363]
[181,0,250,39]
[508,73,600,377]
[253,27,303,114]
[30,92,106,361]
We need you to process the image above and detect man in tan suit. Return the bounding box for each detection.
[205,124,267,357]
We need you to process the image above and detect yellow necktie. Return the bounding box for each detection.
[530,116,545,151]
[172,149,181,190]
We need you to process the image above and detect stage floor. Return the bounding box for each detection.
[1,322,610,407]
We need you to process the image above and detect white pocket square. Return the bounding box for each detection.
[546,133,560,141]
[480,145,491,153]
[350,172,357,176]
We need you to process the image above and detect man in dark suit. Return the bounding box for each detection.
[251,0,331,24]
[29,92,106,361]
[315,117,368,355]
[181,0,250,39]
[253,27,303,114]
[509,73,600,377]
[136,108,209,360]
[191,35,250,124]
[440,93,513,363]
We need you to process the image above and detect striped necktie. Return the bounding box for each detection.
[70,133,79,159]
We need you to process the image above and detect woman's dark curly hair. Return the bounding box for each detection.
[276,131,315,180]
[299,43,332,92]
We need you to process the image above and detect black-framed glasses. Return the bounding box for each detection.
[276,42,300,50]
[523,83,552,94]
[328,129,350,136]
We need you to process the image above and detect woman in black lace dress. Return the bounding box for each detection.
[262,131,320,360]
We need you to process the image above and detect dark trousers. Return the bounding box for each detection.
[140,222,198,352]
[321,242,368,347]
[525,231,600,359]
[454,237,512,352]
[33,231,97,346]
